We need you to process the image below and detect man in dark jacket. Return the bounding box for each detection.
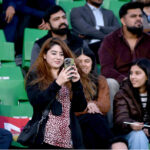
[30,5,84,67]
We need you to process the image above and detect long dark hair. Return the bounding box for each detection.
[128,58,150,104]
[26,37,74,90]
[74,46,98,100]
[26,37,93,100]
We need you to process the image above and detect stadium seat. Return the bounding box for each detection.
[0,30,6,42]
[102,0,110,9]
[0,102,33,148]
[0,67,28,105]
[97,64,101,75]
[22,28,48,70]
[109,0,128,23]
[58,0,85,28]
[119,0,130,1]
[0,41,16,67]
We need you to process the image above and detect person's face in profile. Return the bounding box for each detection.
[49,10,68,31]
[43,44,64,69]
[130,65,148,93]
[76,54,92,74]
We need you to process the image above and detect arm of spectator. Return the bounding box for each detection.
[70,7,108,40]
[100,12,120,34]
[94,75,110,115]
[98,38,126,83]
[5,6,15,23]
[38,19,50,30]
[114,92,135,133]
[30,43,41,67]
[26,73,61,110]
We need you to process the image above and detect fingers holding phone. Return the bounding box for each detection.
[70,65,80,82]
[56,67,72,86]
[64,58,80,82]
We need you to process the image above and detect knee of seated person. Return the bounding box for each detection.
[128,130,147,139]
[106,78,119,89]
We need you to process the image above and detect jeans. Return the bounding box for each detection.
[124,130,149,150]
[0,128,12,149]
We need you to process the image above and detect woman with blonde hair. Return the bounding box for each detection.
[25,37,88,149]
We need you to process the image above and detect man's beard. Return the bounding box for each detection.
[127,26,143,36]
[50,23,69,35]
[90,1,102,7]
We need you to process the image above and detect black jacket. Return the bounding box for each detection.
[26,72,87,148]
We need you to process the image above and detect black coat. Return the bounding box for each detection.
[26,72,87,148]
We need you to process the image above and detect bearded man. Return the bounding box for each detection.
[30,5,83,66]
[98,2,150,128]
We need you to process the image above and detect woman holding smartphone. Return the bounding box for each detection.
[25,37,88,149]
[114,58,150,149]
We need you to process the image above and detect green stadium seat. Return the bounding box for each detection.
[0,67,28,105]
[0,42,16,67]
[102,0,110,9]
[22,28,48,70]
[0,102,33,148]
[118,0,130,1]
[0,30,6,42]
[58,0,85,28]
[109,0,128,23]
[97,64,101,75]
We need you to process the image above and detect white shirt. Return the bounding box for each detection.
[88,3,104,43]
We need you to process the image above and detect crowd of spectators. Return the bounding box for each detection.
[1,0,150,149]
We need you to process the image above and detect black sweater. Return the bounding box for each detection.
[26,72,87,148]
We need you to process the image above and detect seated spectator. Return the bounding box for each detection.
[26,37,88,149]
[135,0,150,32]
[114,58,150,149]
[98,2,150,128]
[70,0,120,63]
[30,5,84,67]
[74,47,128,149]
[1,0,47,42]
[0,128,12,149]
[1,0,55,65]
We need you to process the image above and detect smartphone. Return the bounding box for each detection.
[64,58,74,79]
[64,58,74,69]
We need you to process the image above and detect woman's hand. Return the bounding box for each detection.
[56,66,75,86]
[130,122,144,131]
[71,65,80,83]
[87,102,102,114]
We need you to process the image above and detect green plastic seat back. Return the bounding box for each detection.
[0,30,6,42]
[22,28,48,69]
[109,0,128,23]
[0,67,28,105]
[58,0,85,28]
[0,103,33,148]
[0,42,16,67]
